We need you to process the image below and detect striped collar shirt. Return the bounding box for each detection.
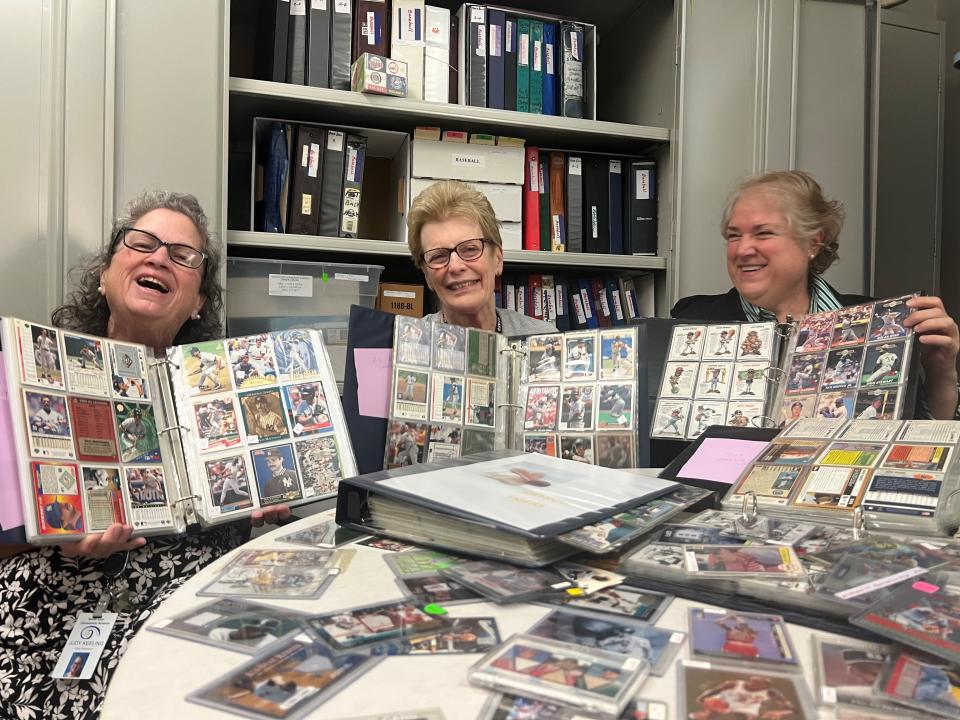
[738,274,844,323]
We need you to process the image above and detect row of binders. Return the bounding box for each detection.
[254,121,366,237]
[524,148,657,256]
[496,272,654,332]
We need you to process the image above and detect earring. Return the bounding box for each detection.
[192,313,201,320]
[97,285,105,295]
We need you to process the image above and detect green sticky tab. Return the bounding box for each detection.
[423,603,447,615]
[321,272,329,283]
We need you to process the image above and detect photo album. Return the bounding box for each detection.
[0,317,356,542]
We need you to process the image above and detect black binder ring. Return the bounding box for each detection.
[774,320,794,340]
[750,414,777,429]
[740,491,758,525]
[148,358,180,371]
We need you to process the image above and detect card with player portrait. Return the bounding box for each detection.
[271,328,322,381]
[466,378,496,427]
[669,324,706,361]
[599,328,636,380]
[468,328,498,378]
[815,390,856,422]
[392,367,429,421]
[784,353,824,395]
[688,608,799,670]
[80,466,125,531]
[425,423,462,462]
[778,393,817,427]
[283,381,334,436]
[821,347,864,392]
[677,662,817,720]
[727,400,765,428]
[403,616,502,655]
[432,324,466,372]
[524,433,558,458]
[651,399,690,438]
[384,420,428,469]
[832,304,873,348]
[295,434,342,497]
[251,443,303,505]
[124,466,174,531]
[430,373,465,424]
[563,332,597,381]
[559,434,594,465]
[226,333,278,390]
[738,322,775,361]
[237,388,289,444]
[660,361,697,398]
[729,464,806,507]
[23,390,75,460]
[303,599,440,650]
[684,545,805,577]
[704,324,739,359]
[595,383,633,430]
[559,385,594,431]
[686,401,727,440]
[15,320,65,389]
[696,362,733,399]
[524,385,560,431]
[114,401,161,463]
[861,340,907,387]
[203,454,254,515]
[812,636,895,711]
[395,316,432,367]
[854,387,899,420]
[182,340,232,395]
[870,296,913,341]
[31,460,84,536]
[192,395,242,452]
[795,310,835,353]
[69,397,119,463]
[527,334,564,382]
[199,549,340,600]
[62,333,109,397]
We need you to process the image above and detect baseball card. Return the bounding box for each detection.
[426,424,462,461]
[62,333,109,397]
[727,400,765,428]
[192,395,242,452]
[403,616,501,655]
[861,340,907,387]
[686,401,726,440]
[182,340,232,395]
[688,608,799,669]
[467,327,498,378]
[392,367,429,421]
[815,441,885,468]
[821,347,865,392]
[795,310,835,353]
[16,321,65,389]
[684,545,804,577]
[832,304,873,348]
[276,517,365,549]
[696,362,733,399]
[114,401,161,463]
[729,464,806,506]
[384,421,428,468]
[881,443,952,472]
[466,378,497,427]
[384,548,467,577]
[705,324,739,359]
[396,571,481,605]
[563,332,597,381]
[226,334,278,391]
[731,361,769,400]
[238,388,289,444]
[660,361,697,398]
[559,434,594,464]
[203,454,254,515]
[462,428,495,455]
[854,388,899,420]
[813,636,893,710]
[524,433,558,458]
[559,386,594,431]
[124,466,174,530]
[198,549,339,600]
[295,434,342,497]
[900,420,960,444]
[430,374,464,424]
[251,444,303,505]
[595,384,632,430]
[669,325,706,361]
[31,460,84,536]
[785,353,824,395]
[559,500,679,553]
[738,322,775,361]
[283,382,334,436]
[816,390,857,422]
[109,341,149,400]
[527,334,564,382]
[876,648,960,719]
[651,399,690,438]
[791,465,869,511]
[595,434,634,469]
[441,560,572,603]
[678,662,816,720]
[778,393,817,427]
[395,316,432,367]
[23,390,75,460]
[68,396,118,463]
[599,329,635,380]
[562,585,675,624]
[861,468,943,518]
[781,418,846,439]
[870,296,913,342]
[432,324,466,373]
[757,440,824,466]
[272,328,322,381]
[524,385,560,431]
[80,466,125,531]
[304,599,438,650]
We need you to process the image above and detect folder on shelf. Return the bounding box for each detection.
[257,122,290,233]
[560,22,585,119]
[339,134,366,238]
[549,152,566,251]
[330,0,353,90]
[486,9,506,110]
[504,274,517,312]
[424,5,450,103]
[393,0,426,101]
[606,275,626,326]
[583,154,609,254]
[516,18,531,113]
[578,276,599,329]
[566,155,583,253]
[458,4,486,107]
[608,159,624,255]
[522,147,540,251]
[529,20,544,115]
[569,284,587,330]
[538,158,551,251]
[285,0,308,85]
[286,124,325,235]
[529,274,543,319]
[319,130,346,237]
[305,0,331,88]
[254,0,289,82]
[554,273,571,331]
[541,274,556,325]
[627,160,657,255]
[516,278,527,315]
[542,22,558,116]
[352,0,388,62]
[504,17,518,111]
[590,276,612,327]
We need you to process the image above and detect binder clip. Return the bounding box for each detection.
[739,491,759,528]
[852,506,867,541]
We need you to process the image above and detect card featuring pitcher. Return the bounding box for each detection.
[395,316,432,367]
[385,421,428,469]
[563,332,597,381]
[870,296,913,341]
[251,444,303,505]
[430,374,465,424]
[62,333,109,397]
[687,401,726,439]
[433,325,466,372]
[527,334,563,382]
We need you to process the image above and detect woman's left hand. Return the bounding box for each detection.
[249,504,293,527]
[905,295,960,419]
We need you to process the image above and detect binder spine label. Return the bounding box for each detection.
[579,289,593,318]
[611,292,624,321]
[470,5,483,23]
[568,157,581,175]
[334,0,349,11]
[328,131,344,151]
[364,12,376,44]
[556,285,566,316]
[505,17,513,52]
[291,0,307,16]
[533,40,542,71]
[533,289,543,318]
[528,159,539,192]
[543,289,556,320]
[545,43,554,74]
[637,170,651,199]
[598,289,610,317]
[476,24,485,57]
[313,0,327,9]
[591,206,598,238]
[307,143,320,177]
[570,30,579,60]
[519,34,529,65]
[489,23,501,56]
[572,294,586,324]
[610,159,621,174]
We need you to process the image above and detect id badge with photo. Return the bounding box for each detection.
[51,612,117,680]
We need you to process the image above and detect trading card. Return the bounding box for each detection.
[553,562,625,594]
[861,340,907,387]
[187,640,374,719]
[559,434,594,464]
[657,524,745,545]
[62,333,109,396]
[192,396,241,452]
[384,549,467,577]
[781,418,846,439]
[441,560,572,603]
[469,634,646,718]
[432,324,466,372]
[429,374,464,424]
[528,607,683,676]
[651,399,690,438]
[684,545,804,576]
[861,468,943,518]
[467,328,498,377]
[813,636,894,710]
[527,334,564,382]
[784,353,824,395]
[238,388,289,444]
[876,648,960,719]
[403,616,501,655]
[466,378,496,427]
[881,443,952,472]
[384,421,428,469]
[462,428,495,455]
[695,362,733,399]
[599,329,636,380]
[705,324,739,359]
[821,346,865,392]
[524,433,558,458]
[32,461,84,536]
[832,304,873,348]
[558,500,676,553]
[67,396,118,463]
[792,465,869,511]
[272,328,321,381]
[686,401,726,439]
[182,340,232,395]
[114,401,161,463]
[595,434,634,469]
[109,341,149,400]
[870,296,913,341]
[901,420,960,444]
[659,361,696,398]
[80,466,125,531]
[395,316,432,367]
[124,466,174,530]
[757,440,824,465]
[669,324,706,361]
[23,390,75,459]
[304,599,439,650]
[559,385,595,431]
[295,435,341,496]
[793,525,859,559]
[778,393,817,427]
[199,549,338,600]
[16,321,65,389]
[726,400,764,428]
[664,485,715,506]
[251,444,303,505]
[729,518,818,546]
[805,534,938,569]
[815,390,856,422]
[356,536,415,552]
[688,608,799,669]
[150,597,307,654]
[795,310,836,353]
[393,367,429,421]
[397,572,481,605]
[226,333,278,390]
[563,332,597,381]
[480,694,667,720]
[678,662,817,720]
[525,385,560,431]
[426,424,462,461]
[203,454,254,514]
[624,543,687,570]
[730,361,768,400]
[816,441,885,468]
[277,518,365,549]
[854,387,899,420]
[283,382,333,436]
[738,322,775,360]
[595,383,633,430]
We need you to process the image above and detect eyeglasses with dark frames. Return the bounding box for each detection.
[112,227,207,270]
[421,238,491,269]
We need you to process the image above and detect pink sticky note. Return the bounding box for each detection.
[913,581,940,594]
[677,438,771,485]
[0,352,25,531]
[355,348,393,419]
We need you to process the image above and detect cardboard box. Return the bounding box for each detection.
[377,282,425,317]
[410,177,522,222]
[412,138,525,184]
[351,53,408,97]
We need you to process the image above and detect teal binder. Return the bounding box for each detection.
[516,18,531,113]
[530,21,544,114]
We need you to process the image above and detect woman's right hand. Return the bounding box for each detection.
[58,523,146,559]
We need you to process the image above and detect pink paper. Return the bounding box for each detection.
[0,353,25,531]
[677,438,770,485]
[913,580,940,594]
[355,348,393,419]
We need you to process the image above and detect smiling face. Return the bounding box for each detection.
[100,208,206,347]
[420,216,502,326]
[725,188,818,317]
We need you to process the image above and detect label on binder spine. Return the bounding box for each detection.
[291,0,307,16]
[636,170,651,200]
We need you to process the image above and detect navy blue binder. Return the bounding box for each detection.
[504,17,518,112]
[542,22,558,116]
[260,122,290,233]
[487,10,506,110]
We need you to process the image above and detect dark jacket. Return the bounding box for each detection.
[671,286,873,322]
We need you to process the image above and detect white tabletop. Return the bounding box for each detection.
[102,511,851,719]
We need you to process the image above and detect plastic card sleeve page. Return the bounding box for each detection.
[0,351,25,532]
[676,438,770,484]
[375,452,677,534]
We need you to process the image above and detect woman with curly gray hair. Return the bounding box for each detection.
[0,190,287,719]
[672,170,959,420]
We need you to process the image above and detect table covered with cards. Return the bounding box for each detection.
[99,506,912,720]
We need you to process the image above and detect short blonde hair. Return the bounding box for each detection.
[406,180,502,270]
[721,170,845,274]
